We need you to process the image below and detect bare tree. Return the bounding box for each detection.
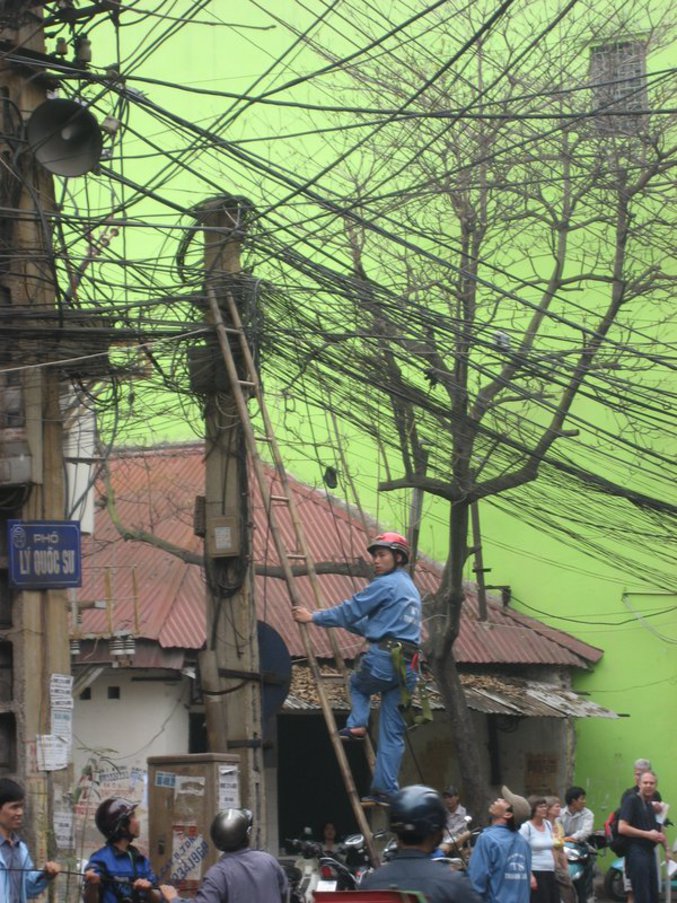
[257,0,676,814]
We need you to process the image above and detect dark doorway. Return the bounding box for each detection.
[277,713,371,844]
[189,712,208,753]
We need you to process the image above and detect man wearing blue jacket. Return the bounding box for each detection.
[0,778,60,903]
[84,798,160,903]
[467,786,532,903]
[292,532,421,805]
[361,785,482,902]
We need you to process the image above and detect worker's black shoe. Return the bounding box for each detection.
[338,727,366,741]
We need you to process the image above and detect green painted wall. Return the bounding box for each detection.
[478,506,676,830]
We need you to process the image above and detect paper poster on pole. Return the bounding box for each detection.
[36,735,69,771]
[51,708,72,748]
[53,807,74,850]
[218,766,240,810]
[50,673,74,708]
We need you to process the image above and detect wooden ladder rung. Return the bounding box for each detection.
[238,379,257,387]
[286,552,307,560]
[270,495,290,503]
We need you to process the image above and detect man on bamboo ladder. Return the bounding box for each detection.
[292,532,421,806]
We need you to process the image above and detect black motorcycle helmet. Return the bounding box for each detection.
[95,798,137,842]
[389,785,447,844]
[210,808,253,852]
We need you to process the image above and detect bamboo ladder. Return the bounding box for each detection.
[206,287,380,865]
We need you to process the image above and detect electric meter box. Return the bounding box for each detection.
[147,753,241,896]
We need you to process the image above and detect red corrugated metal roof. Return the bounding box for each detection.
[73,443,602,669]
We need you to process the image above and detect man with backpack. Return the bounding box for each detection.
[612,757,664,903]
[618,771,670,903]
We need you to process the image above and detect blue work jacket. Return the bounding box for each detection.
[85,843,157,903]
[311,568,421,643]
[467,824,532,903]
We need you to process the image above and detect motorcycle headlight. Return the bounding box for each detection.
[564,847,579,861]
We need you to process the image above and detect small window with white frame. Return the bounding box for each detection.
[590,41,648,134]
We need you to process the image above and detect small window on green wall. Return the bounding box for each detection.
[590,41,648,134]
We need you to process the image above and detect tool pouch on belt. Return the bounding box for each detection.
[389,643,433,729]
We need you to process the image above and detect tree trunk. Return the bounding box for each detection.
[428,649,486,820]
[422,501,488,818]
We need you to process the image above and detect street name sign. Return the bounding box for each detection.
[7,520,82,588]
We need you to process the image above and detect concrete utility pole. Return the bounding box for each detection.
[194,197,266,840]
[0,0,72,870]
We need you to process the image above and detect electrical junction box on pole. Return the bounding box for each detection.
[7,520,81,588]
[206,514,240,557]
[147,753,241,896]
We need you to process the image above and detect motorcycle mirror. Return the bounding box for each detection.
[343,834,364,848]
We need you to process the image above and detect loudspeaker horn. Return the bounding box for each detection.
[27,99,102,177]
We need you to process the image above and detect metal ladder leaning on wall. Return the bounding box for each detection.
[206,287,380,865]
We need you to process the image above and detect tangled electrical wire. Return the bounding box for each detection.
[2,0,675,591]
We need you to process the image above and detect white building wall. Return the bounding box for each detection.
[73,669,285,853]
[73,669,191,779]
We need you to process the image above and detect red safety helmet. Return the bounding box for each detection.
[95,797,137,841]
[367,532,410,564]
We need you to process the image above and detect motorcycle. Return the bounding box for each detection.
[564,834,604,903]
[340,832,379,884]
[603,856,625,902]
[280,836,324,902]
[282,832,382,897]
[438,815,482,869]
[279,862,304,903]
[604,843,677,903]
[317,850,359,891]
[320,830,395,886]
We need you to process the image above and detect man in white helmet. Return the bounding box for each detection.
[293,532,421,805]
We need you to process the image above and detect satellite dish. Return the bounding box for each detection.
[257,621,292,738]
[27,99,102,176]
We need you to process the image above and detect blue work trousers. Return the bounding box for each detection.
[347,647,417,793]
